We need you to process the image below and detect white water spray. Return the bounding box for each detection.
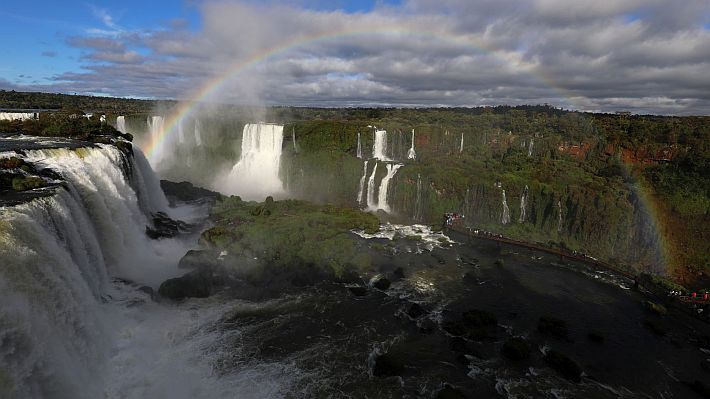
[519,185,528,223]
[194,119,202,146]
[357,132,362,159]
[501,190,511,224]
[357,160,368,205]
[528,138,534,157]
[177,119,185,144]
[366,162,379,210]
[375,163,403,213]
[460,133,464,153]
[147,116,165,165]
[373,130,389,161]
[220,123,284,200]
[116,116,126,133]
[0,112,37,121]
[407,129,416,160]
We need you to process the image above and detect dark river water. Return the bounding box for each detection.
[200,227,710,398]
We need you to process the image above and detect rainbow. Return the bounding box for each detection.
[143,27,579,159]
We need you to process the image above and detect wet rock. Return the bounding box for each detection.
[372,276,391,291]
[138,285,155,300]
[158,266,226,300]
[406,303,426,319]
[11,176,46,191]
[146,212,192,239]
[391,267,405,280]
[38,168,61,180]
[538,316,569,339]
[160,180,221,203]
[372,353,404,377]
[543,349,582,383]
[642,318,667,336]
[494,258,504,266]
[418,318,437,334]
[587,330,605,344]
[436,385,467,399]
[462,309,497,327]
[443,309,497,340]
[347,285,367,296]
[501,337,531,360]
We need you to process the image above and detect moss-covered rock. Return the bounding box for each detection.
[644,301,667,316]
[11,176,45,191]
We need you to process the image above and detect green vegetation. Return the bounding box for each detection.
[202,196,379,278]
[0,110,126,139]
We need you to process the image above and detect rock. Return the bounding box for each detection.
[146,212,192,239]
[436,385,467,399]
[158,267,226,300]
[159,180,221,203]
[587,330,605,343]
[138,285,155,299]
[38,168,61,180]
[178,249,219,269]
[443,309,497,340]
[348,285,367,296]
[11,176,45,191]
[463,309,497,327]
[642,318,667,336]
[372,276,391,290]
[701,358,710,373]
[494,258,504,266]
[372,353,404,377]
[406,303,426,319]
[501,337,531,360]
[391,267,405,280]
[418,318,437,334]
[538,316,569,339]
[543,349,582,383]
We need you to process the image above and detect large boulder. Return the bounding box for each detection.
[544,350,582,382]
[178,249,220,270]
[501,337,531,360]
[158,266,227,300]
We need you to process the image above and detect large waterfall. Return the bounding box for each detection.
[460,133,464,153]
[374,163,402,213]
[220,123,284,200]
[147,116,165,164]
[116,116,126,133]
[373,130,389,161]
[0,112,37,121]
[357,160,368,205]
[501,189,511,224]
[528,138,534,157]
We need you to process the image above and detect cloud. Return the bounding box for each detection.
[41,51,58,58]
[12,0,710,114]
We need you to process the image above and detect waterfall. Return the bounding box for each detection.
[116,116,126,133]
[557,200,564,232]
[407,129,416,160]
[0,112,37,121]
[366,162,379,210]
[177,119,185,144]
[519,185,528,223]
[373,130,389,161]
[528,138,534,157]
[194,119,202,146]
[147,116,165,164]
[221,123,284,200]
[292,127,297,152]
[460,133,464,153]
[501,189,511,224]
[0,145,181,398]
[356,132,362,159]
[376,163,403,213]
[357,160,369,205]
[413,173,423,221]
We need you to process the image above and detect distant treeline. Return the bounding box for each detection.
[0,90,173,114]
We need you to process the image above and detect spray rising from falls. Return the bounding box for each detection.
[373,130,390,161]
[357,160,368,205]
[375,163,403,213]
[147,116,165,165]
[194,119,203,146]
[519,185,528,223]
[501,189,511,224]
[220,123,284,200]
[407,129,416,160]
[116,116,126,133]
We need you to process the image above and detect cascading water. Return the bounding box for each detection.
[375,163,403,213]
[557,200,564,232]
[528,138,534,157]
[356,132,362,159]
[177,119,185,144]
[116,116,126,133]
[460,133,464,153]
[0,112,37,121]
[413,173,423,221]
[501,190,511,224]
[220,123,284,200]
[147,116,165,164]
[372,130,389,161]
[194,119,202,146]
[407,129,416,160]
[519,185,528,223]
[292,127,297,152]
[357,160,368,205]
[366,162,379,210]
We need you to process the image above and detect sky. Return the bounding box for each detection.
[1,0,709,114]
